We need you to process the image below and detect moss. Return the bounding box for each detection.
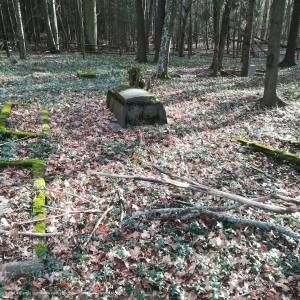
[76,70,97,78]
[0,105,50,138]
[0,103,13,128]
[234,137,300,166]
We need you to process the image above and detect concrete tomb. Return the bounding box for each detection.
[106,88,167,128]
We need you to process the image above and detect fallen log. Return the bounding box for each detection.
[234,137,300,166]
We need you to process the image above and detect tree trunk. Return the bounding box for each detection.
[178,0,192,57]
[156,0,177,79]
[218,0,234,69]
[135,0,147,62]
[41,0,58,53]
[211,0,224,76]
[154,0,166,63]
[13,0,26,59]
[241,0,256,76]
[84,0,97,52]
[0,3,10,57]
[77,0,85,59]
[279,0,300,67]
[49,0,59,50]
[261,0,286,107]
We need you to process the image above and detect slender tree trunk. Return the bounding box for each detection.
[77,0,85,59]
[260,0,270,40]
[135,0,147,62]
[84,0,97,52]
[49,0,59,50]
[261,0,286,107]
[13,0,26,59]
[279,0,300,67]
[156,0,177,79]
[154,0,166,63]
[178,0,192,57]
[0,3,10,57]
[42,0,58,53]
[218,0,234,69]
[241,0,256,76]
[211,0,224,76]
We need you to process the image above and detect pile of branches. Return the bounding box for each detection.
[98,166,300,241]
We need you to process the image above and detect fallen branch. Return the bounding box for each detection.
[0,229,63,237]
[10,209,104,226]
[98,170,299,214]
[125,206,300,240]
[83,206,113,247]
[153,166,299,214]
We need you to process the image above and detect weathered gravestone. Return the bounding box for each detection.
[106,88,167,128]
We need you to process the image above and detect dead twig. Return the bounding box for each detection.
[0,229,63,237]
[9,209,104,226]
[83,206,113,247]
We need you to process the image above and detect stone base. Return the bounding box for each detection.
[106,88,167,128]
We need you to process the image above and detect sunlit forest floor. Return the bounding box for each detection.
[0,53,300,299]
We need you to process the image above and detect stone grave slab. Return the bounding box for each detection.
[106,88,167,128]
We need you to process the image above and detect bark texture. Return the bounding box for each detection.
[241,0,256,76]
[279,0,300,67]
[13,0,26,59]
[156,0,177,79]
[135,0,147,62]
[84,0,97,52]
[261,0,286,107]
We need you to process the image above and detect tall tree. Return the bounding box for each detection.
[154,0,166,63]
[13,0,26,59]
[211,0,224,76]
[135,0,147,62]
[0,3,10,57]
[42,0,58,52]
[77,0,85,59]
[279,0,300,67]
[84,0,97,52]
[156,0,177,79]
[49,0,59,50]
[241,0,256,76]
[261,0,286,107]
[178,0,193,57]
[218,0,235,69]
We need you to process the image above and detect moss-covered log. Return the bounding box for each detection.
[76,70,97,78]
[235,137,300,166]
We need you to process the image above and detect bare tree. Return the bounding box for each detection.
[84,0,97,52]
[261,0,286,107]
[154,0,166,63]
[279,0,300,67]
[156,0,178,79]
[241,0,256,76]
[211,0,224,76]
[135,0,147,62]
[13,0,26,59]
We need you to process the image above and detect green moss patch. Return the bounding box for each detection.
[0,103,51,138]
[234,137,300,166]
[0,159,48,255]
[76,70,97,78]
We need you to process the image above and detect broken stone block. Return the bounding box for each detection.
[106,88,167,128]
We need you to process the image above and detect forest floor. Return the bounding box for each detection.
[0,53,300,299]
